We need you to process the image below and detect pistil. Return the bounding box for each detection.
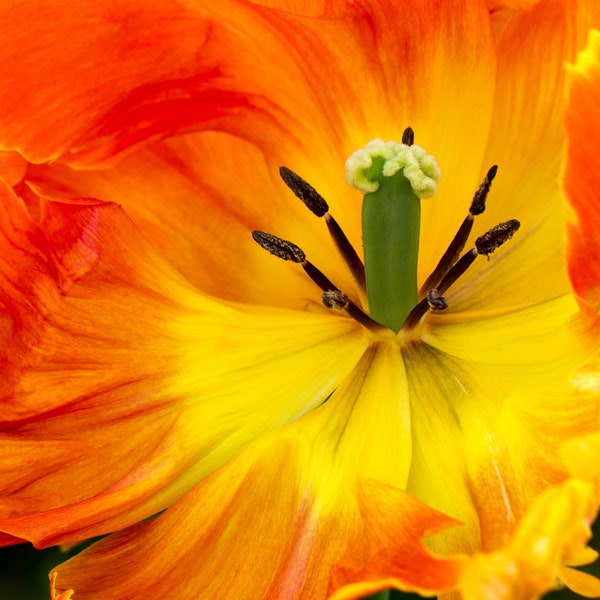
[346,131,440,332]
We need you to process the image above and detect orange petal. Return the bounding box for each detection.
[52,342,463,599]
[0,179,366,546]
[0,0,339,167]
[17,0,499,306]
[564,29,600,313]
[560,566,600,597]
[0,1,498,171]
[463,0,600,314]
[24,132,351,308]
[329,480,465,599]
[0,152,27,186]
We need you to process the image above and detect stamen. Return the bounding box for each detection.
[420,165,498,295]
[427,288,447,311]
[322,290,348,309]
[470,165,498,216]
[475,219,520,257]
[404,219,520,329]
[324,214,366,289]
[251,230,305,262]
[440,219,520,294]
[402,126,414,146]
[301,260,340,294]
[279,166,328,217]
[252,230,384,331]
[279,167,366,290]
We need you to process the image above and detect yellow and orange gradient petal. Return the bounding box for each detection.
[0,0,500,308]
[455,428,600,600]
[451,27,600,600]
[0,0,599,598]
[49,342,464,600]
[0,180,366,547]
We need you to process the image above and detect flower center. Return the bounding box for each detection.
[253,128,520,334]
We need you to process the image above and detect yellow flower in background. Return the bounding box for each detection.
[0,0,598,598]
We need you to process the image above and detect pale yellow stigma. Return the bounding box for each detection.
[345,138,441,197]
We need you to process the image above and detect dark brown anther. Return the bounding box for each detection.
[426,289,447,311]
[475,219,520,257]
[322,290,349,309]
[469,165,498,216]
[402,127,415,146]
[252,230,306,262]
[279,167,329,217]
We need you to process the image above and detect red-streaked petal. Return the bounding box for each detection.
[564,29,600,313]
[0,0,313,167]
[0,180,366,546]
[51,342,463,599]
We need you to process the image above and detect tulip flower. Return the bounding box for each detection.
[0,1,599,598]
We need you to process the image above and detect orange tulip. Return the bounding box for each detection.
[0,1,599,598]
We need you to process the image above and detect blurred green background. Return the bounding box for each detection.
[2,519,600,600]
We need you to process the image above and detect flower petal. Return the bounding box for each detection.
[19,0,499,306]
[0,0,497,172]
[0,0,325,167]
[564,29,600,313]
[407,294,599,554]
[442,0,600,315]
[457,432,600,599]
[24,132,352,307]
[51,342,463,599]
[0,180,366,546]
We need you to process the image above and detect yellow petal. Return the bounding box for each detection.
[560,566,600,597]
[459,478,600,599]
[405,294,599,555]
[51,342,463,599]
